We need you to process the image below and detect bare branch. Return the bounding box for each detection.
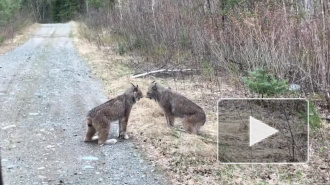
[131,69,200,78]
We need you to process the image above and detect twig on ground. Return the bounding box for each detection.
[131,69,200,78]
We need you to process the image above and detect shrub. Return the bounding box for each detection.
[0,36,4,44]
[117,42,127,55]
[306,101,321,129]
[201,62,215,80]
[243,68,288,98]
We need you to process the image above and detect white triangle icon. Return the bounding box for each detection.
[249,116,278,147]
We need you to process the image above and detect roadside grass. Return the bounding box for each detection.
[71,21,330,185]
[0,23,40,54]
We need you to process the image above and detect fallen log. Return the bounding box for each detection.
[321,117,330,121]
[131,69,199,78]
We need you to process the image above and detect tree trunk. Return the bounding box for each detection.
[320,0,327,90]
[152,0,157,32]
[85,0,89,14]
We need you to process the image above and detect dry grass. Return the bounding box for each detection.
[0,23,40,55]
[71,21,330,185]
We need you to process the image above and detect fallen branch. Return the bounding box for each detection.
[321,117,330,121]
[131,69,199,78]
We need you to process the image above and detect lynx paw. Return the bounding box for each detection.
[84,135,98,142]
[99,139,117,146]
[119,133,130,140]
[91,135,99,141]
[105,139,117,144]
[116,129,120,138]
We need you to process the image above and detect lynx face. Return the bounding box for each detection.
[133,86,143,101]
[146,83,158,100]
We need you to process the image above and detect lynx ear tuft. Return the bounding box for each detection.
[152,83,157,91]
[130,83,136,88]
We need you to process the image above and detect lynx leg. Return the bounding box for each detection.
[97,127,110,146]
[96,123,117,145]
[118,120,122,138]
[119,118,129,140]
[182,121,195,134]
[84,119,96,142]
[95,117,110,145]
[165,114,175,127]
[182,116,199,134]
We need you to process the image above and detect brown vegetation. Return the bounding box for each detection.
[72,20,330,184]
[0,1,34,46]
[81,0,329,94]
[0,23,39,55]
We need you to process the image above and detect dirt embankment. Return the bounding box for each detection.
[0,23,40,55]
[71,21,330,185]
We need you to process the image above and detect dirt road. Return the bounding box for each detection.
[0,24,166,185]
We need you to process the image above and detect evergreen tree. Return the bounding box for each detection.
[51,0,79,22]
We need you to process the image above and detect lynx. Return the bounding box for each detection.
[146,82,206,134]
[84,84,143,146]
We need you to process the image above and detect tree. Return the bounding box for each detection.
[243,68,288,98]
[51,0,78,22]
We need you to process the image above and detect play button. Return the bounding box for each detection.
[218,98,308,163]
[249,116,278,147]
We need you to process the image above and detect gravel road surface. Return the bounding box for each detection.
[0,23,166,185]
